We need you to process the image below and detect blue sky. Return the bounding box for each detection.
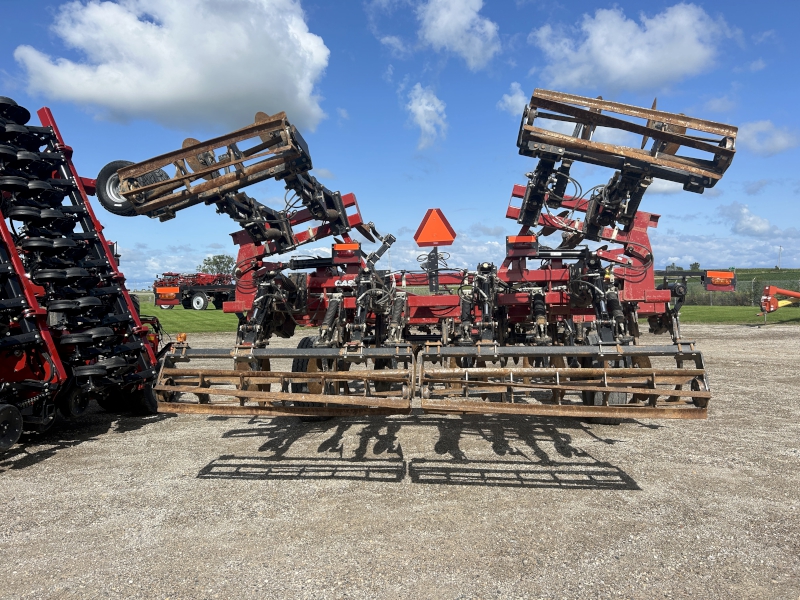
[2,0,798,288]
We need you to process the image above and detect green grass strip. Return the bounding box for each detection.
[138,300,239,334]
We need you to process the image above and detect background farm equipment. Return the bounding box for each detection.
[96,90,737,422]
[759,285,800,315]
[153,271,235,310]
[0,97,160,451]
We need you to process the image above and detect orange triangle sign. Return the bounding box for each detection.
[414,208,457,247]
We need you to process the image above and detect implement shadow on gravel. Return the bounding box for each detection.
[197,415,640,490]
[0,407,172,473]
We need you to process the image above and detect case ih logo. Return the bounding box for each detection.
[334,279,357,287]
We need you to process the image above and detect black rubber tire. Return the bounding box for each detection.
[181,298,193,310]
[47,299,81,313]
[96,160,137,216]
[130,385,159,415]
[82,327,116,341]
[97,160,171,217]
[32,269,67,284]
[74,364,108,377]
[58,387,90,419]
[580,357,626,425]
[373,358,393,393]
[212,297,224,310]
[59,333,93,345]
[190,292,208,311]
[97,385,158,415]
[580,358,628,406]
[96,396,126,413]
[75,296,102,309]
[0,403,23,451]
[0,176,28,192]
[158,304,174,310]
[291,336,330,422]
[6,206,41,221]
[0,96,30,125]
[0,145,18,166]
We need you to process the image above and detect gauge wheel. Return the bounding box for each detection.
[96,160,136,216]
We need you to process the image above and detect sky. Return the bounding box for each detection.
[1,0,798,288]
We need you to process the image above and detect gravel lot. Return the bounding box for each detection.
[2,324,799,599]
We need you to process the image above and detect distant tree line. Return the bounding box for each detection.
[197,254,235,274]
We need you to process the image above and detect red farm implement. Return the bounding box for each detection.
[1,97,160,450]
[153,271,235,310]
[91,90,737,422]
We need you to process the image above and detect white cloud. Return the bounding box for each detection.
[313,168,335,180]
[406,83,447,149]
[593,126,638,146]
[743,179,772,196]
[535,117,577,136]
[745,59,766,72]
[529,3,732,91]
[497,82,528,116]
[704,95,735,112]
[717,202,798,239]
[734,58,766,73]
[417,0,500,71]
[470,223,506,237]
[648,180,684,195]
[651,231,798,270]
[14,0,329,130]
[738,121,798,156]
[336,108,349,120]
[380,35,411,57]
[752,30,776,44]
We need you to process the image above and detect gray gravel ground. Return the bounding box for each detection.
[2,324,799,599]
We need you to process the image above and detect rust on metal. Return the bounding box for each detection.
[532,89,737,136]
[158,402,407,418]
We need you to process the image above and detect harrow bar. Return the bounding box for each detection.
[418,343,707,418]
[155,342,708,419]
[519,89,737,187]
[155,344,416,416]
[421,399,707,420]
[419,343,701,360]
[167,345,415,361]
[158,402,405,418]
[154,385,411,410]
